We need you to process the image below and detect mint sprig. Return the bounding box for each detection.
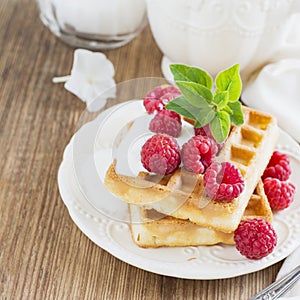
[165,64,244,143]
[170,64,213,89]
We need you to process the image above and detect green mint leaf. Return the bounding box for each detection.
[166,63,244,143]
[213,91,229,110]
[165,96,201,120]
[170,64,213,89]
[223,105,233,115]
[210,111,231,143]
[176,81,213,107]
[215,64,242,102]
[194,108,216,128]
[227,101,244,126]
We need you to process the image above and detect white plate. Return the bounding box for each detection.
[58,101,300,279]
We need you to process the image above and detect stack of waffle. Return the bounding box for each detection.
[105,106,279,247]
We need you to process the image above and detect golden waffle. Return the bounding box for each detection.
[129,180,272,247]
[105,106,278,232]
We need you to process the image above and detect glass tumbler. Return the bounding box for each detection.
[37,0,147,50]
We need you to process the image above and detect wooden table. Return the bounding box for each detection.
[0,1,282,299]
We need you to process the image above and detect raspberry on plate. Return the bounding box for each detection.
[262,151,291,181]
[149,109,182,137]
[143,86,181,114]
[194,123,224,151]
[204,162,245,201]
[263,178,295,210]
[141,134,181,175]
[234,218,277,259]
[181,135,218,174]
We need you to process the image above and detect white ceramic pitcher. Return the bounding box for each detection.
[147,0,300,80]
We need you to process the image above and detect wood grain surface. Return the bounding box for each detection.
[0,1,282,299]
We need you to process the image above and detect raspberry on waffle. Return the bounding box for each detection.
[141,134,181,175]
[105,106,279,232]
[182,135,218,174]
[143,85,181,114]
[149,109,182,137]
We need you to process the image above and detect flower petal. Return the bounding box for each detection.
[64,49,116,110]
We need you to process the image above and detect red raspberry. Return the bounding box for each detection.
[263,178,295,210]
[194,123,224,151]
[143,86,181,114]
[234,218,277,259]
[182,135,218,174]
[262,151,291,181]
[141,134,181,175]
[149,110,182,137]
[204,162,244,201]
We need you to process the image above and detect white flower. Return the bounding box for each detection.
[64,49,116,111]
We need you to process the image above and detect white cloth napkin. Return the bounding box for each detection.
[242,13,300,143]
[277,246,300,299]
